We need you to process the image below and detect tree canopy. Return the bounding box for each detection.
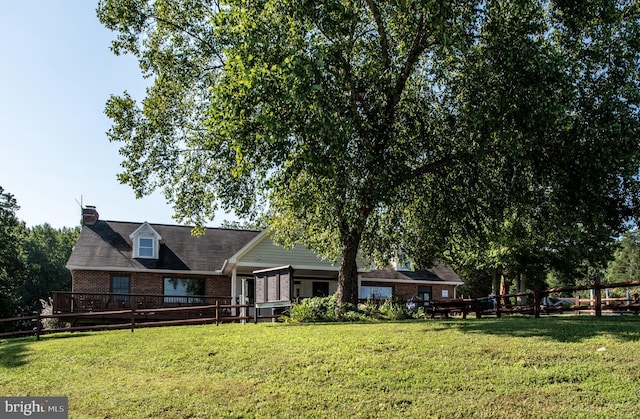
[21,224,79,311]
[606,229,640,284]
[99,0,640,304]
[0,186,25,318]
[0,186,79,320]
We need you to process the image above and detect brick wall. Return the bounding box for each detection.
[130,272,163,294]
[206,277,231,297]
[72,270,111,293]
[71,270,231,296]
[430,285,454,299]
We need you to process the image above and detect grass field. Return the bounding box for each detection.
[1,316,640,418]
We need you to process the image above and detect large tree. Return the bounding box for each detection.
[21,224,79,311]
[0,187,26,319]
[99,0,640,305]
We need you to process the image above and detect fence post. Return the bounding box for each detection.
[215,301,219,326]
[533,290,541,318]
[594,276,602,318]
[35,311,42,341]
[130,308,136,332]
[495,294,502,318]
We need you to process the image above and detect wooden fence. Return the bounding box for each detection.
[3,278,640,339]
[430,278,640,318]
[0,301,283,340]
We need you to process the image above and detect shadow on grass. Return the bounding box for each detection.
[433,316,640,343]
[0,340,31,368]
[0,332,96,368]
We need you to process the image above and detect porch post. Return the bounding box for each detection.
[241,277,248,324]
[231,268,238,316]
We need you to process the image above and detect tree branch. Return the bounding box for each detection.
[365,0,391,71]
[393,150,473,189]
[392,14,432,110]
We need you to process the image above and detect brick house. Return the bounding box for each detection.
[63,207,463,309]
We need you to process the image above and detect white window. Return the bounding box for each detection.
[442,289,449,298]
[138,238,154,258]
[359,286,393,300]
[163,278,205,303]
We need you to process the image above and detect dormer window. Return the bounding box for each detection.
[138,238,154,258]
[392,249,414,271]
[129,222,162,259]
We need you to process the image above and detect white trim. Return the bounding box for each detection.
[252,265,293,274]
[255,300,291,309]
[128,222,162,240]
[231,267,238,315]
[227,229,269,265]
[235,261,353,272]
[66,265,225,276]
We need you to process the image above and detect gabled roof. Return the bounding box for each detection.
[129,222,162,240]
[66,220,261,274]
[66,220,465,285]
[224,229,362,275]
[360,264,464,285]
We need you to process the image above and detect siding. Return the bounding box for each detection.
[238,239,338,270]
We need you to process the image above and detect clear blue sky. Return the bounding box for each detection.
[0,1,235,229]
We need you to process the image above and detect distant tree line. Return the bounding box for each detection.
[456,227,640,299]
[0,186,79,320]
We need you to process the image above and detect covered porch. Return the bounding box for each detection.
[231,268,340,304]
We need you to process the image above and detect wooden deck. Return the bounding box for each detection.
[52,292,233,322]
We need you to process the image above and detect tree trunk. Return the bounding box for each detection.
[336,230,362,306]
[491,269,499,295]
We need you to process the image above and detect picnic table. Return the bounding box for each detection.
[429,299,481,319]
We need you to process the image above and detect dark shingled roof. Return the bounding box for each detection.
[362,264,463,283]
[66,220,261,272]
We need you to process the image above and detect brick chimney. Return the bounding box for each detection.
[82,206,99,226]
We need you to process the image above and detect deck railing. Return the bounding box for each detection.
[52,291,232,314]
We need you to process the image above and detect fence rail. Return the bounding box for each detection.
[446,277,640,319]
[3,278,640,339]
[0,301,281,340]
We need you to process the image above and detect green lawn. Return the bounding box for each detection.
[1,317,639,418]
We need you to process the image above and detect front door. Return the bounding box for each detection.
[418,286,432,307]
[312,282,330,297]
[245,278,255,303]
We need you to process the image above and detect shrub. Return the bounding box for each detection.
[413,306,427,319]
[285,295,340,322]
[378,299,412,320]
[285,295,420,322]
[357,299,382,319]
